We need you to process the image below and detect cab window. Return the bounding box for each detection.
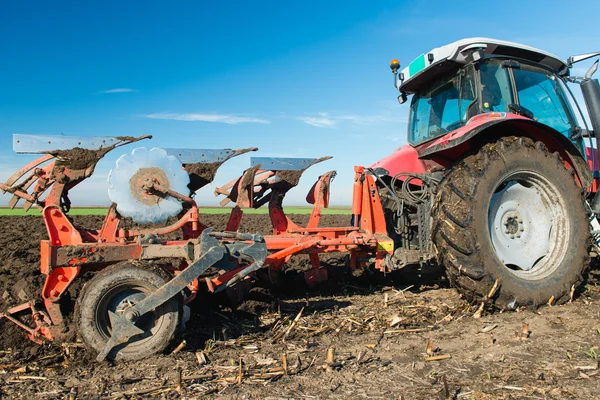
[512,67,574,136]
[479,61,512,112]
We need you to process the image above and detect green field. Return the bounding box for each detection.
[0,206,352,216]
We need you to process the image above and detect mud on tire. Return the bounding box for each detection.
[76,263,181,361]
[432,137,590,308]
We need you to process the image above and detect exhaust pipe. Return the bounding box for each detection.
[579,61,600,213]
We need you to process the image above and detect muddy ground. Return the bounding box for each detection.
[1,214,600,399]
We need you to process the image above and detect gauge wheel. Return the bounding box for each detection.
[76,263,180,361]
[432,136,590,308]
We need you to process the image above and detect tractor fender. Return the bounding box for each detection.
[371,144,427,177]
[417,114,592,188]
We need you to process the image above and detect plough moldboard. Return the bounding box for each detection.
[0,134,393,361]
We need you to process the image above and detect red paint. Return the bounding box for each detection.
[225,206,244,231]
[586,146,600,193]
[370,114,516,178]
[306,171,336,229]
[371,145,426,178]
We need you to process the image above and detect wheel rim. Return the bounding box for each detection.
[488,171,569,280]
[95,281,166,351]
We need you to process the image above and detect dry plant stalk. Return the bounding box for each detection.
[356,350,365,365]
[175,367,183,392]
[171,340,187,355]
[473,302,485,319]
[237,358,243,385]
[487,279,499,299]
[327,346,336,364]
[334,321,346,336]
[323,346,336,372]
[426,340,434,356]
[521,323,530,340]
[15,375,47,380]
[282,352,288,375]
[424,354,452,362]
[195,350,208,365]
[442,375,450,399]
[384,327,432,334]
[277,306,304,343]
[570,284,575,303]
[389,315,403,327]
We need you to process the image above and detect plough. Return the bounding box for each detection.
[0,134,393,361]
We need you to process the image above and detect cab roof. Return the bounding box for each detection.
[398,37,568,94]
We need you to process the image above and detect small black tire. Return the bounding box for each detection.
[76,263,180,361]
[432,137,590,308]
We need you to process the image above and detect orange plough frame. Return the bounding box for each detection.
[0,137,393,344]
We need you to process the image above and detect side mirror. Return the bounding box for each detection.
[568,51,600,68]
[398,92,408,104]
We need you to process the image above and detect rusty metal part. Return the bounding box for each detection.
[151,182,195,204]
[0,302,54,342]
[130,167,169,205]
[168,147,258,192]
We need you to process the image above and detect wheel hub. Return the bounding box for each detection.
[129,167,169,205]
[489,180,553,271]
[109,291,152,331]
[124,310,139,322]
[502,211,524,238]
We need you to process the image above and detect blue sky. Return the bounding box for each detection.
[1,1,600,207]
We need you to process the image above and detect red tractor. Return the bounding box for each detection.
[375,37,600,309]
[1,37,600,361]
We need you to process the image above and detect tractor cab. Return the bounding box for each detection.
[393,38,582,148]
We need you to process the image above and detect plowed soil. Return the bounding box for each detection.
[1,214,600,399]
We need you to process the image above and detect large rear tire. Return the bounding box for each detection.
[76,263,180,361]
[432,137,590,308]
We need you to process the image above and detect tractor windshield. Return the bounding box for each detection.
[408,65,477,145]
